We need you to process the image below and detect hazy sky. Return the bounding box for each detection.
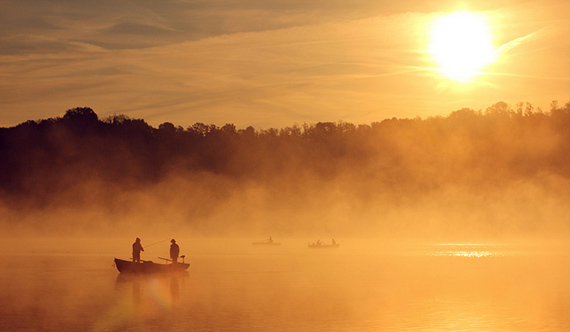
[1,0,568,129]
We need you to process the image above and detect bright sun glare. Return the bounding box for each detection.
[430,11,496,81]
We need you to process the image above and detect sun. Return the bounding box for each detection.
[429,11,496,81]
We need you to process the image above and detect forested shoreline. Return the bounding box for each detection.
[2,101,570,236]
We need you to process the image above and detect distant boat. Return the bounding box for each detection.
[114,258,189,274]
[308,241,339,249]
[252,241,281,246]
[252,237,280,246]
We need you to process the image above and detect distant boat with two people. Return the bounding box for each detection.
[308,239,339,249]
[252,236,281,246]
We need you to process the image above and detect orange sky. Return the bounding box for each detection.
[0,0,568,129]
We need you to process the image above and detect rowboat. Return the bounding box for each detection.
[308,242,340,249]
[114,258,189,274]
[252,240,281,246]
[252,237,280,246]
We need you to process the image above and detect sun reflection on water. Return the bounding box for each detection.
[429,244,509,258]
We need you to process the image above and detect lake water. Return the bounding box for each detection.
[1,238,570,331]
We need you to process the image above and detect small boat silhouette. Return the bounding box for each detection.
[114,258,189,274]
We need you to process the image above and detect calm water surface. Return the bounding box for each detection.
[1,238,570,331]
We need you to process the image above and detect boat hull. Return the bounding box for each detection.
[308,244,340,249]
[114,258,189,274]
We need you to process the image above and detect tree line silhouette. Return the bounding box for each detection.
[1,101,570,211]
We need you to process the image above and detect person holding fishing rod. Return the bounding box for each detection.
[170,239,180,264]
[132,237,144,263]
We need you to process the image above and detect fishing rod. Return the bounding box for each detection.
[144,238,170,248]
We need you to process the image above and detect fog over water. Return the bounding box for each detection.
[2,172,569,241]
[2,163,570,243]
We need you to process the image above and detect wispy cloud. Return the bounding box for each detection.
[496,29,545,55]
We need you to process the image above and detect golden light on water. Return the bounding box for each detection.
[429,11,497,81]
[434,249,502,258]
[429,244,509,258]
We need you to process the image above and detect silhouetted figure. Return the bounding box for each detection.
[268,236,273,243]
[332,239,336,245]
[170,239,180,264]
[132,237,144,263]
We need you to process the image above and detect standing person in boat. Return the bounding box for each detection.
[132,237,144,263]
[170,239,180,264]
